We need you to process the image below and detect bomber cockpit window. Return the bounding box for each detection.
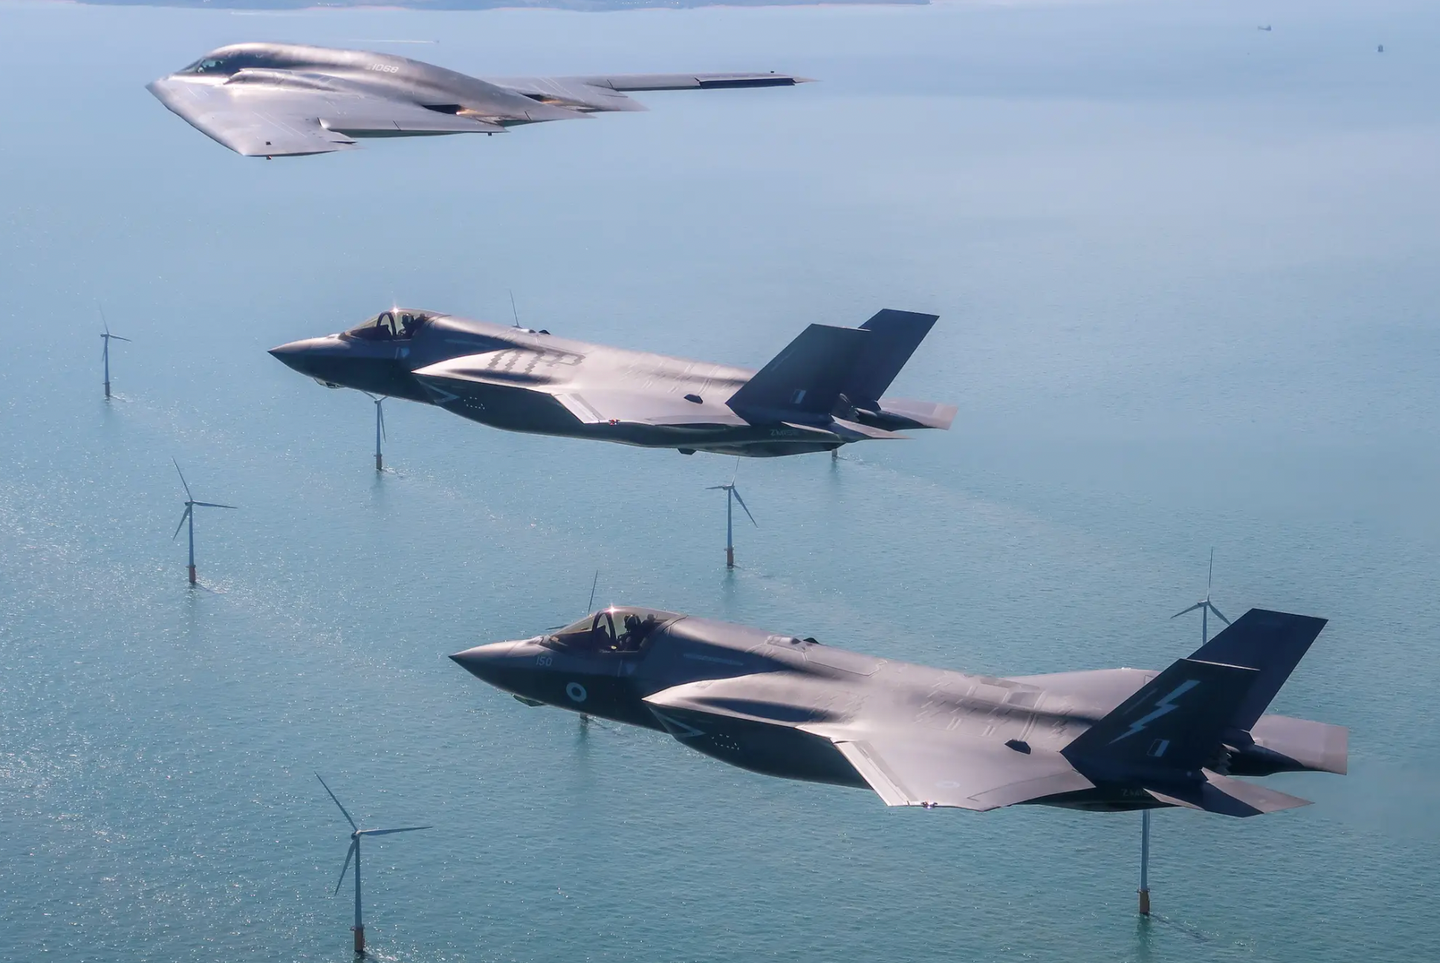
[181,58,226,75]
[546,607,673,655]
[343,310,429,342]
[178,53,277,76]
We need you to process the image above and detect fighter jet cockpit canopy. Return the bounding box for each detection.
[545,607,679,655]
[342,309,433,342]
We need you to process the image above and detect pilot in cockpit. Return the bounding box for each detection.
[616,613,659,652]
[546,607,668,655]
[343,310,429,343]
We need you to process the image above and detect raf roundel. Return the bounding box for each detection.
[565,682,588,704]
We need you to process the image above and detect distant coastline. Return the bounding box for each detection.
[75,0,928,10]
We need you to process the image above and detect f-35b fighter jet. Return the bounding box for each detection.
[148,42,809,158]
[452,607,1345,816]
[270,308,955,457]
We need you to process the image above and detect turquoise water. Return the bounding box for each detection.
[1,0,1438,960]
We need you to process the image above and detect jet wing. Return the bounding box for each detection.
[548,388,747,427]
[828,734,1094,811]
[486,72,811,113]
[147,77,505,157]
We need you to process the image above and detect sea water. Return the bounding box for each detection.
[1,1,1437,960]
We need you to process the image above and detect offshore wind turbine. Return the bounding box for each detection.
[317,773,430,957]
[362,392,387,472]
[99,307,130,399]
[1172,548,1231,645]
[171,460,237,585]
[706,462,756,569]
[1137,550,1229,915]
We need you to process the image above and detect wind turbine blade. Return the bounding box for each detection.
[334,839,357,895]
[359,826,432,836]
[1207,548,1215,595]
[172,507,191,540]
[731,488,757,527]
[704,485,726,491]
[99,304,109,335]
[586,570,599,613]
[172,459,193,500]
[730,458,740,487]
[509,289,520,328]
[110,335,132,343]
[378,402,386,442]
[1171,602,1205,618]
[192,502,239,510]
[1207,603,1232,626]
[315,773,359,831]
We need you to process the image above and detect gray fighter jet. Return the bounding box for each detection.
[451,607,1346,816]
[147,43,809,158]
[270,308,955,457]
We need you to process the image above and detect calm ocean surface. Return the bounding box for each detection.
[1,0,1437,960]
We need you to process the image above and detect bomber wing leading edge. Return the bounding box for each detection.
[147,43,811,157]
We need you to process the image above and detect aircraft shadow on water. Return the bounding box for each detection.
[270,308,956,457]
[147,42,810,158]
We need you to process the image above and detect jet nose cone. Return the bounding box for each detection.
[450,641,520,686]
[268,338,328,376]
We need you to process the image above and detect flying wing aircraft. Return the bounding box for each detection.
[451,607,1346,816]
[270,307,955,457]
[147,42,810,158]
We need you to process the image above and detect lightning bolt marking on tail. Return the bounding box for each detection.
[1108,679,1201,744]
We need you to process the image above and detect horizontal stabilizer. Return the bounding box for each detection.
[1189,609,1328,732]
[1251,714,1349,775]
[831,418,908,441]
[727,324,870,420]
[872,398,958,431]
[1147,771,1312,817]
[1063,658,1259,774]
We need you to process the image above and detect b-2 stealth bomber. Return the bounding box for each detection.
[270,308,955,457]
[148,43,809,158]
[451,607,1346,816]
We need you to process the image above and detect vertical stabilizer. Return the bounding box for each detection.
[845,309,939,407]
[726,324,870,420]
[1188,609,1328,731]
[1062,658,1259,773]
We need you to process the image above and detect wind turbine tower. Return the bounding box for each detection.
[706,464,756,569]
[317,773,430,957]
[99,307,130,399]
[171,460,237,585]
[363,392,387,472]
[1134,548,1232,916]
